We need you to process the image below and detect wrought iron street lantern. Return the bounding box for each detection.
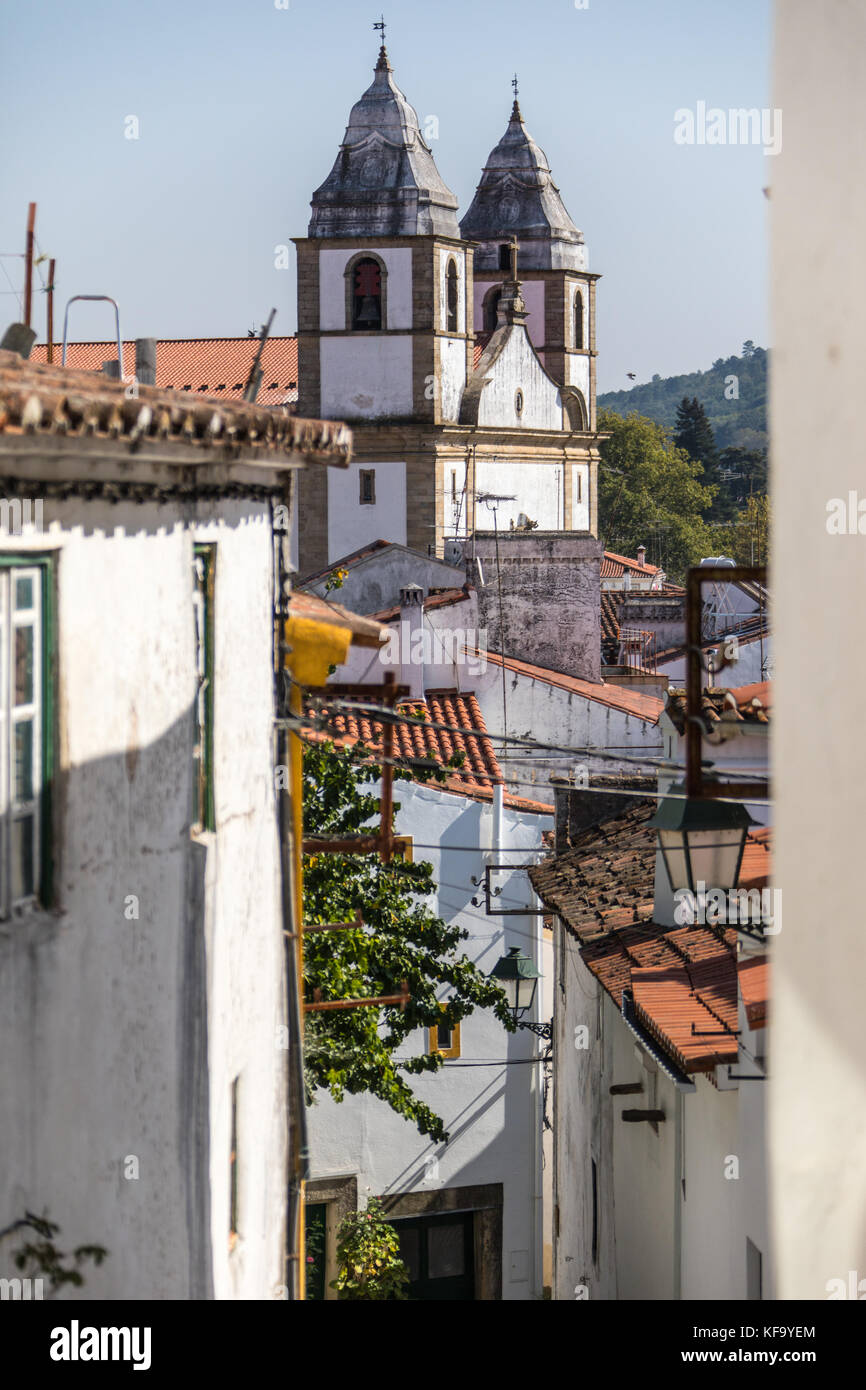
[649,780,756,895]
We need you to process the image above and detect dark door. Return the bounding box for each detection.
[392,1211,475,1301]
[305,1203,328,1300]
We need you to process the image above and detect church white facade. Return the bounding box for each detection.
[295,42,602,575]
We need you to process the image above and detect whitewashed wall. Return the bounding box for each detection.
[477,331,563,430]
[439,336,467,423]
[0,500,285,1301]
[320,337,413,420]
[473,460,564,531]
[327,460,407,561]
[474,667,663,806]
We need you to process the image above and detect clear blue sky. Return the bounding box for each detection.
[1,0,770,393]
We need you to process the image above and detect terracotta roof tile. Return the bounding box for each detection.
[738,955,769,1029]
[0,349,349,467]
[305,687,552,815]
[665,683,772,734]
[601,550,661,578]
[32,337,299,408]
[530,801,771,1073]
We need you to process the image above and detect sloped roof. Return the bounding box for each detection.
[601,550,661,579]
[664,683,771,734]
[31,338,299,408]
[481,650,664,723]
[0,348,349,469]
[738,955,769,1029]
[368,587,472,622]
[305,687,552,814]
[529,801,772,1073]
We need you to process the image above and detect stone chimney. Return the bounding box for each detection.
[637,545,646,568]
[399,583,425,700]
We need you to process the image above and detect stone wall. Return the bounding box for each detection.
[472,531,603,680]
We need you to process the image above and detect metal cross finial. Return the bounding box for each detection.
[374,15,386,43]
[512,73,519,99]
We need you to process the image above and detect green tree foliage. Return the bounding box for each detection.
[302,736,514,1142]
[599,346,768,453]
[597,409,716,582]
[674,396,728,520]
[708,495,770,567]
[330,1198,410,1300]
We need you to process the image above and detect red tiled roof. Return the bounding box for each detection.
[739,826,772,889]
[529,802,771,1073]
[481,650,664,723]
[32,337,299,408]
[601,550,661,578]
[473,334,491,368]
[738,956,769,1029]
[665,684,772,734]
[369,587,471,622]
[305,688,552,815]
[0,349,349,467]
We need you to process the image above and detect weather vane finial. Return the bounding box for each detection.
[374,14,387,45]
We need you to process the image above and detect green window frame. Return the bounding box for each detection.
[0,552,56,914]
[192,544,216,832]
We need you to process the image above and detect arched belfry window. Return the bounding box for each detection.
[498,243,511,271]
[574,290,584,350]
[483,287,502,333]
[351,257,384,330]
[446,259,459,334]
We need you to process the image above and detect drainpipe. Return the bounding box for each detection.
[492,780,503,857]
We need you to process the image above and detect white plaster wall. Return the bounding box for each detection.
[770,5,866,1295]
[0,501,285,1301]
[571,464,590,530]
[680,1080,742,1300]
[567,353,591,403]
[320,336,413,420]
[305,780,549,1299]
[327,460,407,562]
[477,331,563,430]
[474,460,564,531]
[657,634,771,686]
[610,1012,678,1299]
[439,336,467,423]
[474,668,663,806]
[320,246,413,331]
[438,248,466,334]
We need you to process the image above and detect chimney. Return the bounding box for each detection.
[399,583,425,700]
[637,545,646,568]
[135,338,157,386]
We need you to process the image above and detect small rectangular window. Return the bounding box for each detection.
[429,1009,461,1059]
[0,554,54,917]
[359,469,376,505]
[451,470,457,503]
[576,472,582,502]
[193,545,215,832]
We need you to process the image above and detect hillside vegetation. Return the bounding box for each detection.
[599,343,767,453]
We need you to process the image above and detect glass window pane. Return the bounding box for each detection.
[15,575,34,610]
[427,1222,465,1279]
[396,1226,420,1282]
[12,815,35,900]
[15,720,33,802]
[15,626,34,705]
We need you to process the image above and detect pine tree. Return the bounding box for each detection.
[674,397,728,520]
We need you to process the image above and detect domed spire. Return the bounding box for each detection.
[459,94,586,271]
[308,42,459,239]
